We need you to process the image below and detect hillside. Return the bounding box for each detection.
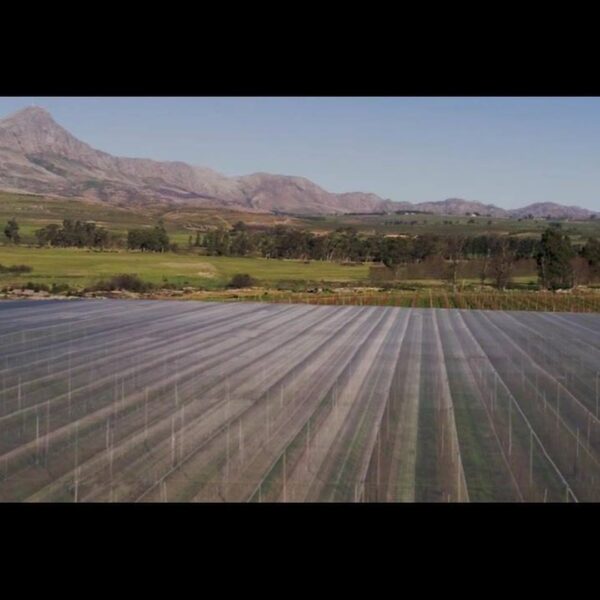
[0,107,391,214]
[0,106,597,219]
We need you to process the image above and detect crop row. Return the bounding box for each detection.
[0,299,598,502]
[218,291,600,313]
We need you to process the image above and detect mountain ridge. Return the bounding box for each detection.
[0,106,597,219]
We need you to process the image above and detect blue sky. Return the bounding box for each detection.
[1,97,599,210]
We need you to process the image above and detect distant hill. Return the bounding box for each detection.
[410,198,509,218]
[0,107,392,214]
[508,202,598,220]
[0,106,597,219]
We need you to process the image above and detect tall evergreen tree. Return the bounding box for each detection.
[4,218,20,244]
[536,227,575,289]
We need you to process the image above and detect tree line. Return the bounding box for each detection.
[199,222,545,264]
[199,223,600,290]
[3,216,600,290]
[2,219,174,252]
[34,220,111,248]
[126,222,172,252]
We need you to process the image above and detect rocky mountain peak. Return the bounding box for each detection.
[8,105,54,121]
[0,106,597,218]
[0,105,100,162]
[1,106,67,138]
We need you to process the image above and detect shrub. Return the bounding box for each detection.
[23,282,50,292]
[275,279,314,292]
[94,274,154,293]
[228,273,257,288]
[12,264,33,273]
[51,282,71,294]
[0,264,33,273]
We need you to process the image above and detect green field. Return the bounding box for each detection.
[0,192,301,246]
[0,193,156,240]
[0,246,370,290]
[1,245,599,313]
[1,191,598,294]
[303,212,600,241]
[3,191,600,245]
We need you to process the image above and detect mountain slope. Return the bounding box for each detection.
[0,107,391,214]
[413,198,509,218]
[509,202,598,220]
[0,107,597,219]
[0,107,249,207]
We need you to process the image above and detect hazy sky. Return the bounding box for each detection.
[1,97,599,211]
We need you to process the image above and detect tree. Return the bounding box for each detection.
[4,218,20,244]
[515,237,539,259]
[571,256,591,286]
[230,231,255,256]
[582,237,600,280]
[479,249,491,286]
[443,235,466,291]
[34,220,109,248]
[35,223,61,247]
[127,223,170,252]
[202,228,230,256]
[536,227,575,290]
[411,234,441,262]
[489,236,516,290]
[464,235,493,285]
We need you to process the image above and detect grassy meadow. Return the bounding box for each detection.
[1,191,599,304]
[0,245,371,290]
[0,192,302,246]
[4,191,600,244]
[299,212,600,241]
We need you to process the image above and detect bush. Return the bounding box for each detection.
[275,279,313,292]
[228,273,257,288]
[94,274,154,293]
[51,282,72,294]
[23,282,50,292]
[0,264,33,273]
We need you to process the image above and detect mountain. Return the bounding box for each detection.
[0,107,250,208]
[0,107,392,214]
[508,202,598,220]
[0,107,597,219]
[396,198,598,220]
[411,198,509,218]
